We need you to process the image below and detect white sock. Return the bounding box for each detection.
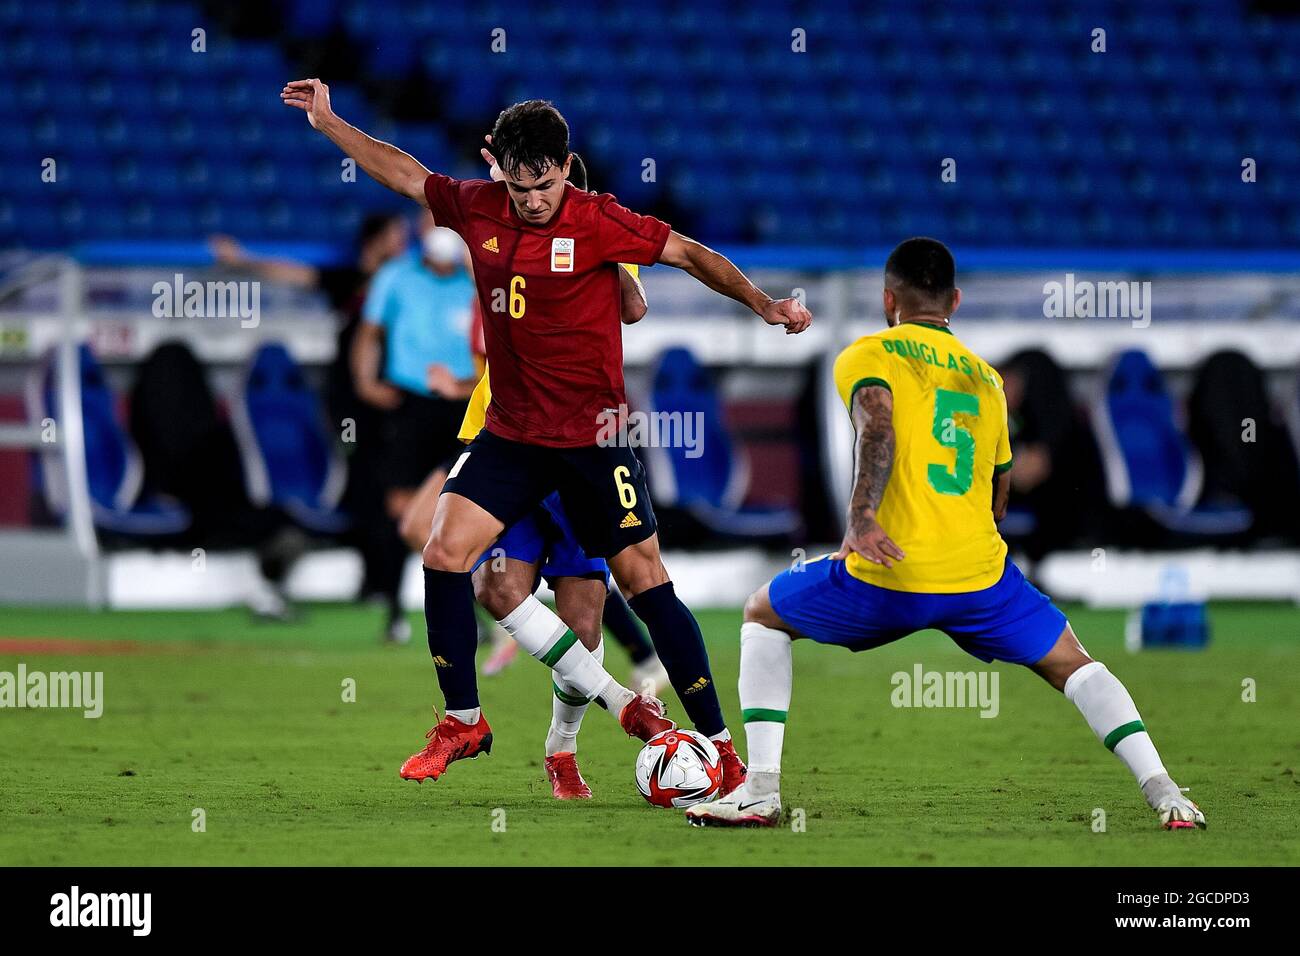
[446,707,480,725]
[499,596,634,715]
[738,622,793,792]
[546,640,603,756]
[1064,661,1167,788]
[708,728,731,744]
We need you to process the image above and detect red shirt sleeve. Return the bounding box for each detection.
[592,194,672,266]
[423,173,480,235]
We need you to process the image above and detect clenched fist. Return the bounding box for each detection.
[761,296,813,335]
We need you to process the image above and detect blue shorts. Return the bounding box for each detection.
[768,557,1066,665]
[472,492,609,584]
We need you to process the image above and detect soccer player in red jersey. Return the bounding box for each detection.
[282,80,811,786]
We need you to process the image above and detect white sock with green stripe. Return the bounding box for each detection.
[1064,661,1167,787]
[498,596,635,715]
[738,621,793,797]
[546,639,603,756]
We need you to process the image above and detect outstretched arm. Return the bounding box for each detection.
[832,385,906,567]
[281,79,431,205]
[209,235,319,287]
[658,231,811,334]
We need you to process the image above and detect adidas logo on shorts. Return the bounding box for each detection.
[619,512,642,529]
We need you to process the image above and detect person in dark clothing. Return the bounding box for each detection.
[210,214,413,638]
[1000,349,1102,557]
[1188,350,1300,544]
[129,341,303,619]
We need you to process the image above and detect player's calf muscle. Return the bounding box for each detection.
[553,578,606,649]
[473,558,541,619]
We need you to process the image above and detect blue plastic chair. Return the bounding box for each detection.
[1091,349,1251,536]
[643,347,799,539]
[29,344,190,536]
[232,343,349,535]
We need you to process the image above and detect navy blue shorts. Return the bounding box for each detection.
[768,556,1066,665]
[472,492,608,584]
[444,430,656,559]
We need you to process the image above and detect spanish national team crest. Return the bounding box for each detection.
[551,237,574,272]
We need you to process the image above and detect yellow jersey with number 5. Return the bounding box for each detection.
[832,321,1012,594]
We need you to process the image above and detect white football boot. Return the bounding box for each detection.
[1155,794,1207,830]
[1143,773,1207,830]
[685,782,781,828]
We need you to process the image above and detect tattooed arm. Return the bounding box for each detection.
[832,384,906,568]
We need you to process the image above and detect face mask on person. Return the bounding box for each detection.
[423,227,464,267]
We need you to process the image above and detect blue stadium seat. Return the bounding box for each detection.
[28,345,190,536]
[232,343,349,535]
[1091,350,1251,537]
[3,0,1300,248]
[643,347,799,539]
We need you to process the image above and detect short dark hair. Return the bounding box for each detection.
[490,100,570,179]
[566,151,588,190]
[885,237,956,297]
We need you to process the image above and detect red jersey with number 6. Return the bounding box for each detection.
[424,173,670,448]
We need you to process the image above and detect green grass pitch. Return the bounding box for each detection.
[0,602,1296,866]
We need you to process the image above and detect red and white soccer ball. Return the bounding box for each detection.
[634,729,723,808]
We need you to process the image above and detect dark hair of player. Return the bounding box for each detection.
[885,237,955,294]
[566,151,588,191]
[490,100,570,179]
[884,237,956,310]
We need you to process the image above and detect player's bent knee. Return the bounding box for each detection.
[608,540,669,596]
[421,536,476,574]
[743,585,782,630]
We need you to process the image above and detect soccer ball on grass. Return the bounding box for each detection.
[634,729,723,808]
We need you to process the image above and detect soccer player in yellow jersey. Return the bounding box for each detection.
[687,238,1206,831]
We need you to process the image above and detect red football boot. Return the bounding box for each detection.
[714,737,748,796]
[618,694,674,741]
[399,713,493,783]
[545,752,593,799]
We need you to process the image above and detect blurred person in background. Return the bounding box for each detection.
[1000,349,1102,559]
[354,210,479,641]
[1188,350,1300,544]
[210,214,415,637]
